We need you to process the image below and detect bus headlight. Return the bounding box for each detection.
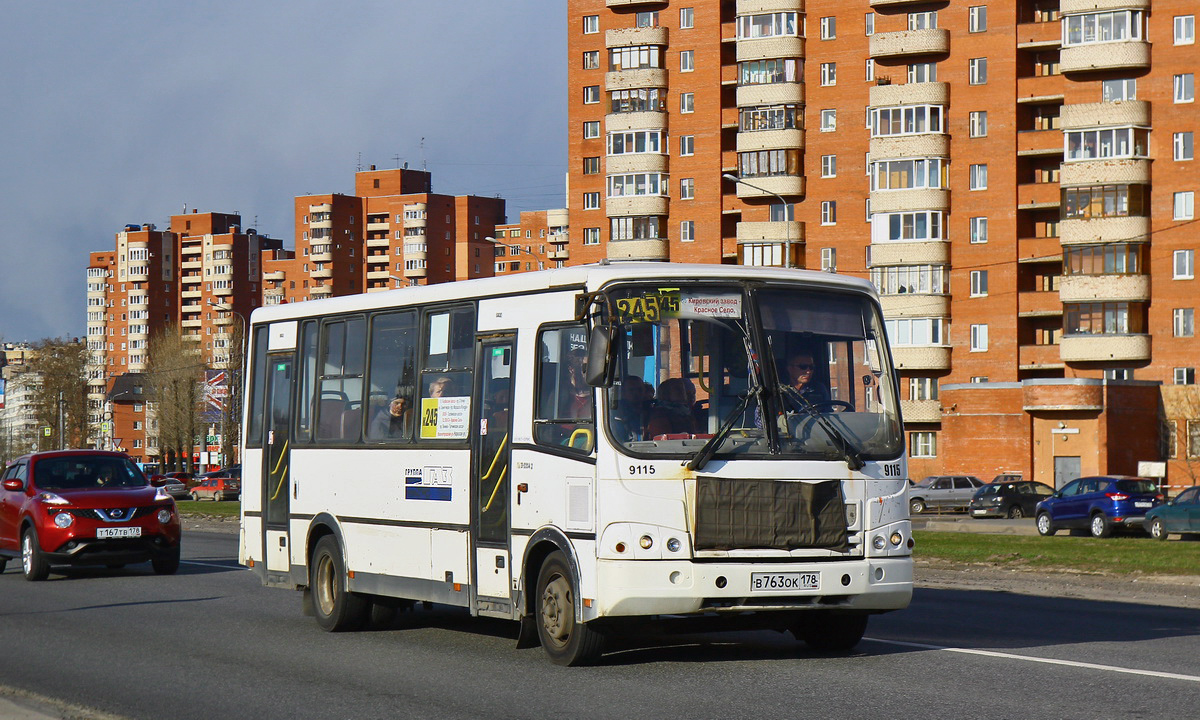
[890,531,904,547]
[54,512,74,529]
[872,535,886,550]
[639,535,654,550]
[666,537,681,553]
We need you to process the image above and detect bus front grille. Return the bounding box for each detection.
[694,477,849,552]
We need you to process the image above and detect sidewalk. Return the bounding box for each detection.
[0,688,123,720]
[911,515,1040,536]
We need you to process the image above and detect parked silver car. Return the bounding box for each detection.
[909,475,984,514]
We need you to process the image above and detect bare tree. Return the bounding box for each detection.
[1158,385,1200,489]
[146,326,204,474]
[215,319,245,467]
[26,338,90,450]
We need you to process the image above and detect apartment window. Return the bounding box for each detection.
[820,109,836,131]
[582,51,599,70]
[583,228,600,246]
[739,58,800,85]
[969,58,988,85]
[611,216,661,241]
[874,211,944,243]
[820,62,837,86]
[1190,421,1200,458]
[821,247,837,271]
[583,121,600,139]
[636,11,658,28]
[1176,15,1196,45]
[738,148,801,178]
[970,377,989,384]
[583,15,599,34]
[609,45,662,71]
[1175,368,1196,385]
[607,173,668,197]
[1175,132,1194,161]
[1174,249,1195,279]
[1062,11,1146,46]
[583,192,600,210]
[1063,243,1146,276]
[908,63,937,83]
[1165,420,1179,458]
[736,12,799,40]
[865,13,875,36]
[970,270,989,297]
[970,324,989,351]
[821,155,837,178]
[609,87,666,113]
[910,377,939,401]
[607,129,664,155]
[970,217,988,244]
[1102,78,1136,102]
[582,156,600,174]
[680,92,694,113]
[1175,74,1195,103]
[1065,127,1148,161]
[969,111,988,137]
[970,164,988,190]
[1175,308,1195,337]
[669,219,690,244]
[583,85,600,104]
[911,431,937,458]
[680,50,694,72]
[821,201,837,226]
[680,7,694,29]
[909,12,937,30]
[969,6,987,32]
[866,59,875,82]
[680,178,695,200]
[871,104,943,136]
[1061,184,1148,220]
[1102,369,1130,381]
[885,317,944,345]
[871,157,946,191]
[769,204,794,222]
[740,104,799,132]
[680,135,694,156]
[820,17,836,39]
[1175,191,1195,220]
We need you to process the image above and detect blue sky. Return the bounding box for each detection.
[0,0,566,342]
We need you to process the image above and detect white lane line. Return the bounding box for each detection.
[866,637,1200,684]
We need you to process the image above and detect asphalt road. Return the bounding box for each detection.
[1,530,1198,720]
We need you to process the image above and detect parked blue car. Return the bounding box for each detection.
[1144,486,1200,541]
[1035,475,1163,538]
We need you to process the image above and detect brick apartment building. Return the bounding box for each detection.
[492,209,572,276]
[567,0,1199,489]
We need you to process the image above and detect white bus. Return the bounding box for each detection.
[239,263,912,665]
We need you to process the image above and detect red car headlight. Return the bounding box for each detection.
[157,508,173,524]
[54,512,74,529]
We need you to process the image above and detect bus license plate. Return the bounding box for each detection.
[750,572,819,592]
[97,527,141,539]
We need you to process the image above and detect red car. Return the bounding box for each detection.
[190,473,240,502]
[0,450,181,580]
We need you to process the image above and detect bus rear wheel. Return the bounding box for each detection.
[310,535,369,632]
[793,611,868,652]
[535,551,604,666]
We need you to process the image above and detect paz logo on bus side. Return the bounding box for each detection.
[405,466,452,501]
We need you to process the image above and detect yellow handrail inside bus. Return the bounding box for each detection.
[567,428,593,452]
[481,433,509,512]
[269,440,289,501]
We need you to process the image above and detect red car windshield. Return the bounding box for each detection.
[34,456,147,490]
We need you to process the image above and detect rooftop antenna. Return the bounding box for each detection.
[420,137,426,171]
[356,152,363,172]
[392,154,401,169]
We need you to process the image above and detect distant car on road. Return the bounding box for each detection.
[160,476,189,500]
[969,480,1055,519]
[908,475,984,514]
[1144,486,1200,540]
[190,472,240,502]
[1035,475,1164,538]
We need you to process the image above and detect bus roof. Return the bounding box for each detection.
[248,262,879,326]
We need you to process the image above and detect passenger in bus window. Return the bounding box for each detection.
[646,377,697,438]
[429,376,456,398]
[370,395,411,438]
[610,375,649,442]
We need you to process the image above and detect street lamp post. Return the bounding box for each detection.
[722,173,794,269]
[208,300,246,468]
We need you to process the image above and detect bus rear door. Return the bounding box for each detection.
[472,334,515,616]
[262,354,293,580]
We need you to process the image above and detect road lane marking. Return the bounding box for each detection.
[865,637,1200,684]
[182,560,236,569]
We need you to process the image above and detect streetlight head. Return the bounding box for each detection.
[722,173,739,183]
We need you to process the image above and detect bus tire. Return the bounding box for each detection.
[535,551,604,666]
[793,611,868,652]
[310,535,368,632]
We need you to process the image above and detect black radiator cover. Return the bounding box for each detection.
[695,477,849,551]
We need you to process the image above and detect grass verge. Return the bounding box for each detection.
[914,531,1200,577]
[177,500,240,519]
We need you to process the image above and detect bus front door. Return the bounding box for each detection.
[263,354,293,579]
[472,335,515,613]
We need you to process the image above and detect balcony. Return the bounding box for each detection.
[1017,183,1061,210]
[309,203,332,213]
[1016,75,1065,104]
[310,219,333,229]
[366,270,391,281]
[1060,158,1150,186]
[1060,216,1149,245]
[870,134,949,160]
[1019,236,1063,263]
[404,266,427,279]
[892,346,951,371]
[736,36,804,63]
[181,290,202,299]
[607,0,664,6]
[1017,20,1063,48]
[869,82,949,107]
[213,286,232,297]
[311,285,333,296]
[1059,334,1151,363]
[1017,291,1062,317]
[605,111,668,133]
[1059,274,1150,303]
[869,240,949,266]
[607,153,669,175]
[366,222,389,232]
[901,399,942,424]
[870,188,948,214]
[366,237,390,248]
[607,195,669,217]
[733,175,804,200]
[1061,101,1149,130]
[736,220,804,246]
[880,293,949,318]
[181,319,202,329]
[869,29,950,60]
[1018,344,1065,370]
[736,82,804,108]
[1017,129,1064,156]
[605,68,669,92]
[736,128,804,153]
[311,268,333,279]
[181,302,201,314]
[869,0,929,7]
[606,27,667,48]
[549,248,570,261]
[1061,0,1148,11]
[366,254,389,265]
[1061,42,1150,74]
[607,238,668,262]
[310,251,333,262]
[182,260,202,270]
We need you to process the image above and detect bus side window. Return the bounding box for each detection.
[245,325,270,448]
[533,325,593,453]
[365,310,418,442]
[295,320,318,443]
[418,305,475,442]
[316,317,366,442]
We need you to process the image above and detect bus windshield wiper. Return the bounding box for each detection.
[781,385,865,471]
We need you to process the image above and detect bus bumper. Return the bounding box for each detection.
[593,556,912,618]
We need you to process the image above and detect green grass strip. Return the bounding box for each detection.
[177,500,240,519]
[913,531,1200,577]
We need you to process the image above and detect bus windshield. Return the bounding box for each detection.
[604,282,903,462]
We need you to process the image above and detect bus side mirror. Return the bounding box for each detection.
[586,325,615,387]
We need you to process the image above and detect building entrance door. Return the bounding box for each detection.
[1053,456,1081,490]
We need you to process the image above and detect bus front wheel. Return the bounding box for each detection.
[793,611,868,652]
[535,552,605,666]
[310,535,369,632]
